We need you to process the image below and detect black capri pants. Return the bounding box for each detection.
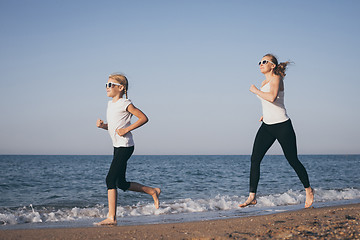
[249,119,310,193]
[106,146,134,191]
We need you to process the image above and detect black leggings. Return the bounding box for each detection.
[249,119,310,193]
[106,146,134,191]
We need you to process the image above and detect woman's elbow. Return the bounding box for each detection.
[269,94,279,103]
[268,96,277,103]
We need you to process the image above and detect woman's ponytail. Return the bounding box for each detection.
[264,54,291,78]
[274,61,290,78]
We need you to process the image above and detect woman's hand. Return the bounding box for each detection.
[250,84,259,94]
[96,119,104,128]
[259,116,263,122]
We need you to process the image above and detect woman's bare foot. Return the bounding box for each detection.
[239,193,257,208]
[152,188,161,209]
[305,187,315,208]
[95,217,117,226]
[239,198,257,208]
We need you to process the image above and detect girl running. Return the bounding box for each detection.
[96,73,161,225]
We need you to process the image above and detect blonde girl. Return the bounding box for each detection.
[96,73,160,225]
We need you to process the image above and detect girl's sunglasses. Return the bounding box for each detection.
[258,60,275,65]
[105,82,121,88]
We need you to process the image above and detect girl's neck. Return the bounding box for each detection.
[112,93,124,103]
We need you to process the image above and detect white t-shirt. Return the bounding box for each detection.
[106,98,134,147]
[259,81,289,125]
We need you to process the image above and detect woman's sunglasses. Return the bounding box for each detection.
[105,82,121,88]
[258,60,275,65]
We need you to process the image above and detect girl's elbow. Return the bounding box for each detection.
[144,116,149,124]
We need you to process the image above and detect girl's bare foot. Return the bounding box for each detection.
[96,217,117,226]
[239,198,257,208]
[152,188,161,209]
[305,187,315,208]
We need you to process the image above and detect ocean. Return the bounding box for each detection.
[0,155,359,230]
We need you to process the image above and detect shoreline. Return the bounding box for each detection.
[1,203,359,239]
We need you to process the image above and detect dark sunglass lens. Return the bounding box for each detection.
[258,61,261,65]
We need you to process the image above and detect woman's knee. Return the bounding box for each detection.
[286,156,305,170]
[251,153,263,165]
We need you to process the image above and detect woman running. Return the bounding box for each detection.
[240,54,314,208]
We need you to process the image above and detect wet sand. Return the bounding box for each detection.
[1,203,359,239]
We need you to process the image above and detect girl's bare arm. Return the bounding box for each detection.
[116,104,148,136]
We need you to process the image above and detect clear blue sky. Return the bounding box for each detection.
[1,0,359,155]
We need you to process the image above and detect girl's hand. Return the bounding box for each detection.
[250,84,259,94]
[96,119,104,128]
[96,119,108,130]
[259,116,263,122]
[116,128,128,136]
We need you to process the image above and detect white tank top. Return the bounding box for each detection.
[259,81,289,125]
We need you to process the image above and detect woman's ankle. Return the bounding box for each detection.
[249,192,256,200]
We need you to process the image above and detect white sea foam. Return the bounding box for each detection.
[0,204,108,225]
[1,188,359,225]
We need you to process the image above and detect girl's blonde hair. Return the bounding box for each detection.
[264,54,291,78]
[109,73,129,99]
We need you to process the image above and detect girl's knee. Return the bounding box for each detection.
[116,180,130,191]
[106,175,116,189]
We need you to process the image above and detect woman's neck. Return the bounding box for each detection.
[264,71,275,80]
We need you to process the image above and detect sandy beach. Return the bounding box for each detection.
[1,203,359,240]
